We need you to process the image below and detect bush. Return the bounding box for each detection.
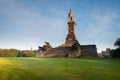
[111,48,120,58]
[0,49,19,57]
[18,51,36,57]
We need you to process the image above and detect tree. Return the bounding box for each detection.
[0,49,19,57]
[111,38,120,58]
[114,38,120,48]
[8,49,19,57]
[17,50,35,57]
[0,49,8,57]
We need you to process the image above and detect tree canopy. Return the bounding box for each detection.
[111,38,120,58]
[114,38,120,48]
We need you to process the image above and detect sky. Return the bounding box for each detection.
[0,0,120,52]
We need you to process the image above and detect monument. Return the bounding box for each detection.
[36,10,97,58]
[61,9,78,47]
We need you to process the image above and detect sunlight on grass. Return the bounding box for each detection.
[0,57,120,80]
[0,58,13,65]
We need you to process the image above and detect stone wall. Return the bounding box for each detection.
[36,43,97,58]
[36,46,81,58]
[81,45,97,56]
[36,42,81,58]
[45,47,70,58]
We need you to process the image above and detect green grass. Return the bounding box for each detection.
[0,57,120,80]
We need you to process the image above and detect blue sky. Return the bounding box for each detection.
[0,0,120,52]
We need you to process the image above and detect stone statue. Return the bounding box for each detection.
[68,9,74,21]
[44,42,50,45]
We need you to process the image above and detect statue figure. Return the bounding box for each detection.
[44,42,50,45]
[68,9,74,21]
[43,42,52,51]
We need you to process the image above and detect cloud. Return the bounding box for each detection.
[80,8,119,41]
[0,0,66,37]
[0,0,67,49]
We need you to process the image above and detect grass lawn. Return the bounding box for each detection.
[0,57,120,80]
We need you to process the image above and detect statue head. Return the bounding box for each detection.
[68,9,74,21]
